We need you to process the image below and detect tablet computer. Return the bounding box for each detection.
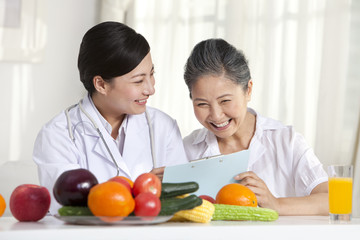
[163,150,250,198]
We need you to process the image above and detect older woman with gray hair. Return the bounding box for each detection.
[183,38,328,216]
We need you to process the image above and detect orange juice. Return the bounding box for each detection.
[328,177,353,214]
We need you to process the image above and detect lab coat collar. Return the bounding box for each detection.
[79,95,132,177]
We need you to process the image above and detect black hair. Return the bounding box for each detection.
[78,21,150,95]
[184,38,251,98]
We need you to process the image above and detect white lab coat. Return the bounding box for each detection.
[33,95,188,214]
[183,108,328,198]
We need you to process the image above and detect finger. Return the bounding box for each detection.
[150,166,165,175]
[150,167,165,181]
[239,176,260,187]
[234,171,257,181]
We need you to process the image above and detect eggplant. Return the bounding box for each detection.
[53,168,98,206]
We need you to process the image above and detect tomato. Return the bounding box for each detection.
[107,176,132,193]
[134,192,161,217]
[133,173,161,197]
[199,195,216,203]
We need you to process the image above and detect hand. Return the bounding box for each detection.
[234,171,280,211]
[150,167,165,181]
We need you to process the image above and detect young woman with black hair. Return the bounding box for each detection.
[33,22,188,214]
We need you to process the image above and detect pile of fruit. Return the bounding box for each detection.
[54,169,214,223]
[0,168,279,223]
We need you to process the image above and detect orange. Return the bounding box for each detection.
[0,193,6,217]
[88,181,135,217]
[215,183,257,207]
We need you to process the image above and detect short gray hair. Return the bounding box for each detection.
[184,38,251,98]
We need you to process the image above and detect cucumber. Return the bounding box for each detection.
[161,182,199,199]
[212,204,278,221]
[58,206,94,216]
[159,194,203,216]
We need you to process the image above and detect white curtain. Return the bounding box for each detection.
[353,114,360,218]
[101,0,360,216]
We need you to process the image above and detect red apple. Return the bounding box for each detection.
[10,184,51,222]
[199,195,216,203]
[108,176,132,193]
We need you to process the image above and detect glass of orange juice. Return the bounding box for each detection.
[328,165,353,223]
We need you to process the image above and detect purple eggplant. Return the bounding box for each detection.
[53,168,98,206]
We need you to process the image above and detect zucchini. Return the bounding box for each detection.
[212,204,278,221]
[58,206,94,216]
[161,182,199,199]
[159,194,203,216]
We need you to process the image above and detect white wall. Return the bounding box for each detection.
[0,1,98,164]
[0,0,98,216]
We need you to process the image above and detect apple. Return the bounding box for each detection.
[199,195,216,203]
[108,176,132,193]
[10,184,51,222]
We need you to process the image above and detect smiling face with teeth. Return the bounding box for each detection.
[191,74,253,141]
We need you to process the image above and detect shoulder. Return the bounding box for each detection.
[183,128,208,146]
[145,106,176,124]
[41,110,70,132]
[141,107,181,138]
[252,108,312,160]
[34,108,77,150]
[252,108,296,143]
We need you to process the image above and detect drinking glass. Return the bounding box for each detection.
[328,165,353,223]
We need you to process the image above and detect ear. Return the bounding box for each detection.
[246,79,253,101]
[93,76,107,95]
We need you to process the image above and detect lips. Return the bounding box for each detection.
[210,119,231,129]
[135,98,147,104]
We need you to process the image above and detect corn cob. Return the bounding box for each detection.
[171,199,215,223]
[212,204,278,221]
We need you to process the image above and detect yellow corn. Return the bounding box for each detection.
[175,193,189,199]
[171,199,215,223]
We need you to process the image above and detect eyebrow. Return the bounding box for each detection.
[193,94,233,102]
[131,65,154,78]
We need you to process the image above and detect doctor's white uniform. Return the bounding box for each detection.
[33,95,188,214]
[183,108,328,199]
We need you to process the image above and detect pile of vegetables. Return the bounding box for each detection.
[53,169,279,223]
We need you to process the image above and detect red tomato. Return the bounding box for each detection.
[133,173,161,197]
[134,192,161,217]
[107,176,132,193]
[199,195,216,203]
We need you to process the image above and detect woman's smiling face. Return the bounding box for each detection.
[191,74,252,139]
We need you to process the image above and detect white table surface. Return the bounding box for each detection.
[1,215,359,240]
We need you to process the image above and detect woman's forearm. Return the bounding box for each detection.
[277,192,329,216]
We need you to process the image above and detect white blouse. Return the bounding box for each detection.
[183,108,328,197]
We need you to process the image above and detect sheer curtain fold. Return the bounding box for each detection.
[352,115,360,217]
[100,0,360,217]
[99,0,133,22]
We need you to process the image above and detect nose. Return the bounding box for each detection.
[143,77,155,96]
[209,104,224,121]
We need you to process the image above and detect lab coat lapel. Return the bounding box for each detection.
[80,96,131,177]
[122,113,150,176]
[91,134,131,178]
